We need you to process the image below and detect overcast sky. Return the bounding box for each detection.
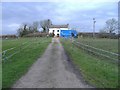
[1,0,119,35]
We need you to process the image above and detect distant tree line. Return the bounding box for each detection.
[78,32,119,39]
[0,35,17,39]
[17,19,52,37]
[24,32,48,37]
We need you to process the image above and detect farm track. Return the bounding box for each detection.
[12,38,93,88]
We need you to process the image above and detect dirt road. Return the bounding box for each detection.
[12,38,93,88]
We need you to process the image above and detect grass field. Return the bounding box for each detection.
[61,38,118,88]
[0,63,1,89]
[76,38,118,53]
[2,37,51,88]
[2,38,32,51]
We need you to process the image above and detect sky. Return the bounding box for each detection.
[1,0,119,35]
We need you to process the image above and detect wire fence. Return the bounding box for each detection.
[67,38,119,64]
[2,38,50,62]
[2,40,30,61]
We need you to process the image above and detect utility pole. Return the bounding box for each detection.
[93,18,96,38]
[118,1,120,36]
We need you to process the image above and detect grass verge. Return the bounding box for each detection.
[61,38,118,88]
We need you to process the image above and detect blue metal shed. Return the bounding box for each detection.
[60,30,78,38]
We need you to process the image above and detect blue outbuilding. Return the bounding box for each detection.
[60,30,78,38]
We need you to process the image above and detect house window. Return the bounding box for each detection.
[57,30,59,32]
[57,34,59,37]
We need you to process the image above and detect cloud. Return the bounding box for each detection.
[7,23,20,28]
[2,23,20,34]
[1,0,119,2]
[2,1,118,35]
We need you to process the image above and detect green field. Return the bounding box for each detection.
[0,63,1,90]
[2,37,119,88]
[76,38,118,53]
[2,38,33,51]
[2,37,51,88]
[61,38,118,88]
[0,39,2,89]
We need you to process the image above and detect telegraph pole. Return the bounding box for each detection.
[93,18,96,38]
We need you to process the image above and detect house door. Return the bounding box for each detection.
[57,34,59,37]
[52,30,55,37]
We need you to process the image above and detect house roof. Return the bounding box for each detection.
[49,24,69,28]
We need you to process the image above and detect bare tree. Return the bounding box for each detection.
[105,18,118,34]
[32,21,39,32]
[40,19,52,32]
[17,20,51,37]
[99,18,118,38]
[17,28,23,37]
[17,23,29,37]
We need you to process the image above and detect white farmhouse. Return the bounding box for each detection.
[49,24,69,37]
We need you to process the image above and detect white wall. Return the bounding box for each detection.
[49,28,68,36]
[49,28,60,36]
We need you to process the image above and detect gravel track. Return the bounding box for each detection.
[12,38,93,88]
